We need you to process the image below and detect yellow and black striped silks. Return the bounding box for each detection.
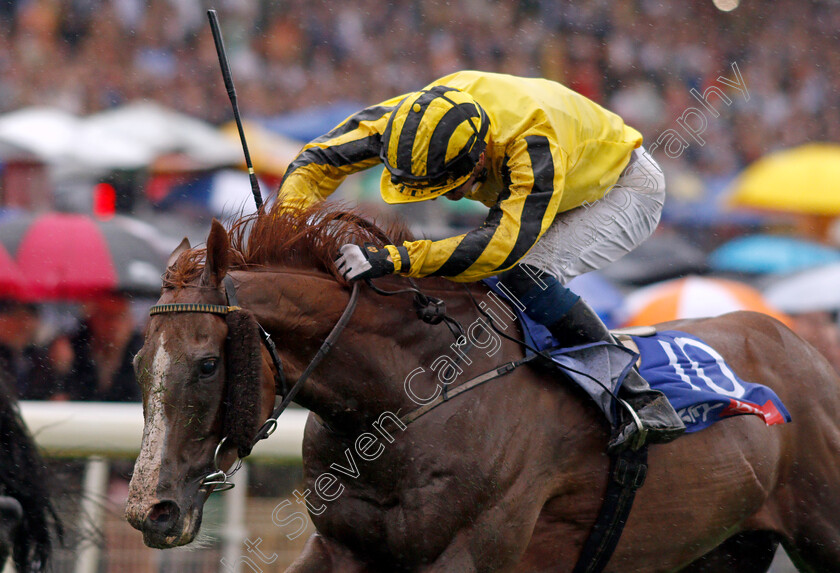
[279,70,643,282]
[378,86,489,202]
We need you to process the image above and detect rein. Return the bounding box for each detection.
[149,260,642,572]
[365,277,467,342]
[253,281,360,443]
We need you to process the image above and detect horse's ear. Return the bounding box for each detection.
[166,237,191,269]
[201,219,230,287]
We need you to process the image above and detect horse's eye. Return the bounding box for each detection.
[199,359,218,377]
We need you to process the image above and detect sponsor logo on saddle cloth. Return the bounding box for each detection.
[482,278,791,432]
[629,330,791,432]
[489,300,791,433]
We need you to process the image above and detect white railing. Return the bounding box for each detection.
[19,401,307,461]
[17,401,308,573]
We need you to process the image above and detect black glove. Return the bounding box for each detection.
[335,243,395,281]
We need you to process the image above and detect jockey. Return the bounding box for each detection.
[279,70,685,452]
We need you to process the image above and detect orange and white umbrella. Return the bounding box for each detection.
[621,276,791,328]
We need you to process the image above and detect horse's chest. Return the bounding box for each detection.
[301,410,529,563]
[304,448,492,560]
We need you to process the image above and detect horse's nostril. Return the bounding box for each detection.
[145,500,180,530]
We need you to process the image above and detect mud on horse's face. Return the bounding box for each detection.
[125,221,268,548]
[125,302,229,547]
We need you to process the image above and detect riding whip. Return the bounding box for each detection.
[207,9,263,210]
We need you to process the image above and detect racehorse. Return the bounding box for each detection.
[0,376,59,572]
[125,203,840,572]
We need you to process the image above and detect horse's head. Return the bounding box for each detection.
[125,220,276,548]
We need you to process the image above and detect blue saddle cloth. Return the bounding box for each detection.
[483,279,791,433]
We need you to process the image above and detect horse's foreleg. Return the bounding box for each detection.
[285,532,370,573]
[416,535,479,573]
[419,484,548,573]
[677,531,779,573]
[783,532,840,573]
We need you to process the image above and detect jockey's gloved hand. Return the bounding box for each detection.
[336,243,395,281]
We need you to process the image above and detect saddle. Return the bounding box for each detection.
[532,320,791,433]
[610,325,657,365]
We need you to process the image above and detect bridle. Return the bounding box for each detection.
[147,252,649,573]
[148,256,470,492]
[149,275,361,492]
[146,209,466,493]
[147,265,630,494]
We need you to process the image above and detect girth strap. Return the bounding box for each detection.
[572,446,649,573]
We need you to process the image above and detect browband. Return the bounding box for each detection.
[149,303,242,316]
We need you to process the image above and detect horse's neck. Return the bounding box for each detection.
[235,270,531,431]
[234,271,424,423]
[234,269,609,473]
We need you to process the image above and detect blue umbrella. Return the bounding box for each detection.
[662,173,765,226]
[710,234,840,275]
[262,101,365,142]
[156,170,271,219]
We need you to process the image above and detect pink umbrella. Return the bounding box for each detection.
[0,212,167,300]
[0,244,30,299]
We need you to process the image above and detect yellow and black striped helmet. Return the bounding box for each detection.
[379,85,489,204]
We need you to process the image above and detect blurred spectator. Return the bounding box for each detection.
[56,294,142,402]
[0,0,836,239]
[0,300,58,400]
[0,0,834,181]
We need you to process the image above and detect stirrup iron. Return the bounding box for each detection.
[618,399,648,451]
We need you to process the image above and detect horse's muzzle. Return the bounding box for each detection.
[145,499,180,533]
[126,498,192,548]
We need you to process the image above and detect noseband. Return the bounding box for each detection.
[148,275,361,492]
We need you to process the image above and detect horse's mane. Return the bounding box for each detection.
[0,376,60,572]
[164,201,415,288]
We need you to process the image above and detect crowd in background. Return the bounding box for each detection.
[0,0,838,402]
[0,297,141,402]
[0,0,838,181]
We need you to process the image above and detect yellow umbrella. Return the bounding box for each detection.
[727,143,840,215]
[220,120,304,178]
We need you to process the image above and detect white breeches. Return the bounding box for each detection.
[519,146,666,285]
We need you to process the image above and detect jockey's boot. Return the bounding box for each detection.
[548,298,686,453]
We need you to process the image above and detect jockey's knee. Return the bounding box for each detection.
[497,264,579,325]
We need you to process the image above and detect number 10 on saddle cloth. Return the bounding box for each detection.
[515,308,791,432]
